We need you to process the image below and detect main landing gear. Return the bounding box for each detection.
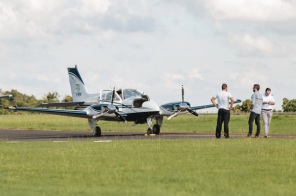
[147,124,160,135]
[88,119,102,137]
[94,126,102,137]
[146,117,162,135]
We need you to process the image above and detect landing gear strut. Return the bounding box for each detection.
[88,119,102,137]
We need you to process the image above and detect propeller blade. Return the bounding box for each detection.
[168,110,181,120]
[181,85,184,103]
[92,111,108,119]
[187,109,199,117]
[111,87,115,105]
[115,112,127,123]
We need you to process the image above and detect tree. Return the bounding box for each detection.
[233,104,241,113]
[43,92,60,103]
[282,98,289,111]
[0,89,41,114]
[282,98,296,112]
[241,99,251,112]
[62,95,73,103]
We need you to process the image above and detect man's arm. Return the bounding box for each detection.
[229,97,234,109]
[268,96,275,105]
[211,97,218,108]
[250,94,255,110]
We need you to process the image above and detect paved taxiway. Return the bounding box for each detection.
[1,129,296,142]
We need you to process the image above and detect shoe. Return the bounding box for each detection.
[252,135,259,138]
[264,135,270,138]
[224,134,229,138]
[216,133,221,139]
[246,134,252,138]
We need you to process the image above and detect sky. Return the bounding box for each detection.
[1,0,296,111]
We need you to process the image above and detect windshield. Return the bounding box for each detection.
[123,89,143,99]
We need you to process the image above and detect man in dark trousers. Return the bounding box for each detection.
[247,84,263,138]
[211,83,234,138]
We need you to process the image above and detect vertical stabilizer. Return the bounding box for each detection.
[68,66,89,102]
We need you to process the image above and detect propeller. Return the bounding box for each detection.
[182,85,184,102]
[93,87,127,123]
[167,85,199,120]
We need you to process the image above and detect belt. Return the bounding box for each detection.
[262,109,272,111]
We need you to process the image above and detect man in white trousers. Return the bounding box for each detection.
[261,88,275,138]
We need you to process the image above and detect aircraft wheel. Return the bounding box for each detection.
[147,128,152,135]
[152,124,160,134]
[94,126,102,137]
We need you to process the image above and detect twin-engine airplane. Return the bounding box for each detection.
[7,66,241,136]
[0,94,13,99]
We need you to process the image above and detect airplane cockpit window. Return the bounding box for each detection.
[101,91,121,102]
[123,89,143,99]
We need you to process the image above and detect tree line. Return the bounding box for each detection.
[1,89,296,114]
[0,89,72,114]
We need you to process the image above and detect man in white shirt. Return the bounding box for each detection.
[211,83,234,138]
[247,84,263,138]
[262,88,275,138]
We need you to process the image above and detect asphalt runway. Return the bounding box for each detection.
[0,129,296,142]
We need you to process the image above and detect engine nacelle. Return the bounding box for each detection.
[179,102,189,111]
[107,105,116,113]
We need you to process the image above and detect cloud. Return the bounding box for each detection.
[203,0,296,22]
[189,68,204,80]
[0,0,156,43]
[163,69,204,90]
[229,33,274,53]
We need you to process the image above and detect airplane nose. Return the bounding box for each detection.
[142,100,160,112]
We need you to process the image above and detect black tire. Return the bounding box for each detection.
[147,128,152,135]
[152,124,160,134]
[94,126,102,137]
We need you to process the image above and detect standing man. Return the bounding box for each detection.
[247,84,263,138]
[262,88,275,138]
[211,83,234,138]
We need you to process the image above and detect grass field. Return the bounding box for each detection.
[1,114,296,195]
[1,139,296,195]
[0,114,296,134]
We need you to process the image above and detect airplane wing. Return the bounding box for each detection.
[7,106,89,118]
[190,99,242,110]
[38,102,86,108]
[159,99,241,120]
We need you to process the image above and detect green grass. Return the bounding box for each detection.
[1,114,296,195]
[0,114,296,134]
[0,139,296,195]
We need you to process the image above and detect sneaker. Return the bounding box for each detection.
[252,135,259,138]
[224,134,229,138]
[264,135,270,138]
[246,134,252,138]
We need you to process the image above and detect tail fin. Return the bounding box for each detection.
[68,65,90,102]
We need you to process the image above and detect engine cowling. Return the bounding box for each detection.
[178,102,189,111]
[107,104,116,113]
